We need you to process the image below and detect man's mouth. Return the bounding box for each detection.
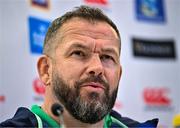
[81,82,105,91]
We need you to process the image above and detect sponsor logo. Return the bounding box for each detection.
[84,0,108,5]
[135,0,166,23]
[32,77,45,101]
[30,0,50,10]
[33,78,45,95]
[28,16,50,54]
[143,87,173,111]
[0,95,5,103]
[132,38,176,59]
[143,87,171,106]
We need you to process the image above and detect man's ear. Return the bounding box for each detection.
[37,55,52,86]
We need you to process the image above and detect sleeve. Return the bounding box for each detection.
[0,107,38,127]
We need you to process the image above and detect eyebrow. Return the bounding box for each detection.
[67,43,90,51]
[66,43,119,57]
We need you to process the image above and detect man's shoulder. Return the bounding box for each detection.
[110,110,159,127]
[0,107,37,127]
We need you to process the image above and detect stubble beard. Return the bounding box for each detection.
[52,70,118,124]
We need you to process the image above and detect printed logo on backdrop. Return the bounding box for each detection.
[30,0,50,10]
[132,38,176,59]
[84,0,109,9]
[84,0,108,5]
[135,0,166,23]
[0,95,5,103]
[32,77,45,101]
[143,87,173,111]
[28,16,51,54]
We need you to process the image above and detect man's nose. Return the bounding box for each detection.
[86,54,104,76]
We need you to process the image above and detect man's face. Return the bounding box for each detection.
[51,18,122,123]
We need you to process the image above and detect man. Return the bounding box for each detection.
[0,5,158,127]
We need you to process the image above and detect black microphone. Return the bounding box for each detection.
[51,103,65,128]
[51,103,64,116]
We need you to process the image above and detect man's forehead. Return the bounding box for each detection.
[58,18,119,40]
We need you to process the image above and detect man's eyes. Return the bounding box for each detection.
[100,55,115,62]
[70,50,116,64]
[71,50,86,57]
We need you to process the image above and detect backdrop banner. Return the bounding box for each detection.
[0,0,179,127]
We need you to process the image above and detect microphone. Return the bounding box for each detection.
[173,114,180,128]
[51,103,65,128]
[51,103,64,116]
